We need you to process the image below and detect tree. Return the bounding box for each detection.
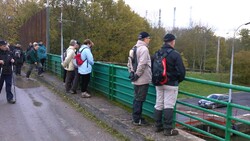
[234,51,250,85]
[239,29,250,51]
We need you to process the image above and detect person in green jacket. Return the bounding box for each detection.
[26,42,43,79]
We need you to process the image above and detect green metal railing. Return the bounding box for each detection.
[46,54,250,141]
[177,77,250,141]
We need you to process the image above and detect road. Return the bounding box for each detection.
[0,76,116,141]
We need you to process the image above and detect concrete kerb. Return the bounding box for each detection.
[36,71,205,141]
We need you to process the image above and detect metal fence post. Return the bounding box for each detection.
[225,102,233,140]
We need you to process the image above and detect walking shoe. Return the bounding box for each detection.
[8,99,16,104]
[132,119,149,126]
[81,92,91,98]
[69,90,77,94]
[163,129,179,136]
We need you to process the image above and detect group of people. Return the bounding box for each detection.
[0,39,47,104]
[61,39,94,98]
[127,32,186,136]
[1,32,184,136]
[26,41,47,79]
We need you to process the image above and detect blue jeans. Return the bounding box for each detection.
[0,74,13,101]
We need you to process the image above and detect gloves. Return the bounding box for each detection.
[129,72,139,82]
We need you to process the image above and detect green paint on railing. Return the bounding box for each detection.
[46,54,250,141]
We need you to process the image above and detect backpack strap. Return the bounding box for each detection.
[132,46,138,72]
[162,48,174,58]
[79,47,88,67]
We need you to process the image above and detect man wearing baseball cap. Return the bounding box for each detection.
[153,33,186,136]
[0,40,16,104]
[127,32,152,126]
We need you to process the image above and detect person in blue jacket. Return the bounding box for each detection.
[37,40,47,73]
[78,39,94,98]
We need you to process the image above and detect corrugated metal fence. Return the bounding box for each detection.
[19,9,47,49]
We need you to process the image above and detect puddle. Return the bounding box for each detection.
[28,93,43,107]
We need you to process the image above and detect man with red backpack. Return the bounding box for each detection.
[153,33,185,136]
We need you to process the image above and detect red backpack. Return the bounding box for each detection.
[73,47,87,67]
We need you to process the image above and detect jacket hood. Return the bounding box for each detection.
[135,40,148,48]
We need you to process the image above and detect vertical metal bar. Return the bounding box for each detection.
[225,103,232,141]
[173,104,177,128]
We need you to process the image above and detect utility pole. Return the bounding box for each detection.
[228,22,250,102]
[173,7,176,29]
[158,9,161,28]
[60,3,63,57]
[46,0,50,53]
[216,37,220,73]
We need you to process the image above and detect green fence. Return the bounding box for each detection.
[46,53,64,78]
[46,54,250,141]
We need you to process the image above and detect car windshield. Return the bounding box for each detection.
[207,95,219,99]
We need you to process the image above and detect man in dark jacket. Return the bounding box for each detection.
[153,34,186,136]
[26,42,43,79]
[13,43,24,76]
[0,40,16,104]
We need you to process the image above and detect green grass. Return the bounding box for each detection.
[179,72,231,98]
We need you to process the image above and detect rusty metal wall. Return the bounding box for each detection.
[19,8,46,50]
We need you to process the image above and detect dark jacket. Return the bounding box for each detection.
[161,44,186,86]
[0,50,13,75]
[26,48,39,64]
[13,47,24,64]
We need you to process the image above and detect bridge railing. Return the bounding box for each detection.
[46,54,250,141]
[177,77,250,141]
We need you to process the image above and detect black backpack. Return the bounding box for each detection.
[128,46,138,80]
[151,48,173,86]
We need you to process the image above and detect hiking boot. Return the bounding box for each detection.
[163,129,179,136]
[81,92,91,98]
[38,74,43,77]
[132,118,149,126]
[8,99,16,104]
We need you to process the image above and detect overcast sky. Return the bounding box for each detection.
[124,0,250,37]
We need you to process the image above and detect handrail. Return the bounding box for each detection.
[45,54,250,141]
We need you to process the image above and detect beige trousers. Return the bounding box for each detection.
[154,85,178,110]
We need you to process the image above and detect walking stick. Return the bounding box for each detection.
[11,64,17,102]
